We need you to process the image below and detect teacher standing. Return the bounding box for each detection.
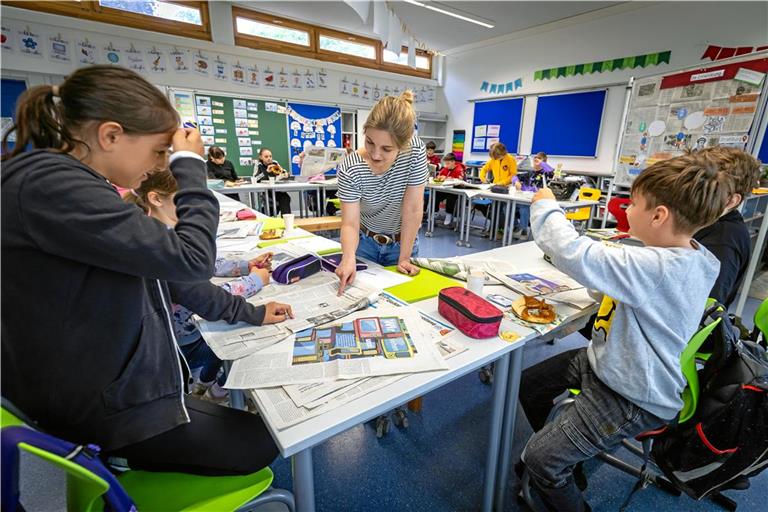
[336,91,427,292]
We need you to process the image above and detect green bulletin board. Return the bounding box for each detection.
[193,93,289,177]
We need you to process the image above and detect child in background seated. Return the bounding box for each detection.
[513,151,555,240]
[480,142,517,186]
[519,151,733,512]
[125,170,290,401]
[433,152,466,226]
[692,147,761,307]
[426,140,441,167]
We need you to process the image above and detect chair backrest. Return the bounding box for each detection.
[678,315,722,423]
[1,403,135,512]
[754,297,768,343]
[565,187,601,221]
[607,197,631,232]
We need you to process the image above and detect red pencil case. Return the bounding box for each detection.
[438,287,503,339]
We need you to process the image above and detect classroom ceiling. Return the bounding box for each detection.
[234,1,623,53]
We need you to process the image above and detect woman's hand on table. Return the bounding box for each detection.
[335,258,357,295]
[397,259,420,276]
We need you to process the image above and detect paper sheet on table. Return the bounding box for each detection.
[216,238,263,253]
[300,146,347,176]
[225,306,447,389]
[354,266,412,289]
[198,321,292,360]
[485,266,583,298]
[546,289,595,310]
[280,237,341,255]
[217,221,263,239]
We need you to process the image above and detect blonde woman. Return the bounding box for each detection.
[481,142,517,185]
[336,91,427,293]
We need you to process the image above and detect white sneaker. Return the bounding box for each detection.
[203,382,229,404]
[190,380,213,396]
[512,229,522,239]
[443,214,453,225]
[519,230,529,241]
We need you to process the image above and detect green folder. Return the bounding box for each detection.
[383,267,461,303]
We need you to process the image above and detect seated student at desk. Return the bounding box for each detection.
[520,152,732,512]
[426,140,441,168]
[512,152,554,240]
[206,146,241,200]
[480,142,517,186]
[432,152,466,226]
[254,147,291,216]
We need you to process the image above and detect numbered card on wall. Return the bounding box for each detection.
[102,42,122,65]
[170,47,189,73]
[304,69,317,89]
[18,27,43,57]
[77,39,98,64]
[48,34,71,63]
[125,44,145,73]
[193,51,209,76]
[213,56,228,81]
[263,67,275,88]
[147,47,166,73]
[247,64,260,87]
[292,69,302,90]
[232,61,245,84]
[318,69,328,88]
[2,24,14,52]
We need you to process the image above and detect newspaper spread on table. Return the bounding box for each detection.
[199,271,380,360]
[226,306,448,389]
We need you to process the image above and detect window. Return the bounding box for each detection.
[383,48,431,70]
[6,1,211,40]
[98,1,202,25]
[319,34,376,60]
[234,8,432,79]
[235,17,310,47]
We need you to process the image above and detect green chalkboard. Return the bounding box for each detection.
[193,93,289,177]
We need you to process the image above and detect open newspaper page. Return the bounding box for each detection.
[300,146,347,176]
[225,306,448,389]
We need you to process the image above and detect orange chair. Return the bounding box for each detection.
[607,197,631,232]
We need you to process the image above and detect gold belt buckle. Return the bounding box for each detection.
[373,233,392,245]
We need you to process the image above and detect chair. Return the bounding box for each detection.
[753,297,768,344]
[470,198,492,230]
[1,401,295,512]
[565,187,601,232]
[607,197,631,232]
[519,311,727,511]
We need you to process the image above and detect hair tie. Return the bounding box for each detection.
[51,85,60,97]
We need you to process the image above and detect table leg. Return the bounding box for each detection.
[464,195,473,247]
[320,187,326,216]
[292,448,316,512]
[456,191,465,247]
[299,191,305,219]
[494,348,524,511]
[482,353,511,512]
[271,188,278,218]
[425,189,434,237]
[502,201,514,246]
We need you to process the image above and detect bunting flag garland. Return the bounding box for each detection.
[284,106,341,127]
[701,44,768,61]
[480,78,523,93]
[534,51,671,80]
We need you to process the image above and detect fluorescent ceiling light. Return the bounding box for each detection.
[402,0,494,28]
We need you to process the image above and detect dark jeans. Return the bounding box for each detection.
[433,192,458,216]
[106,397,279,476]
[519,349,664,512]
[181,336,222,383]
[272,191,291,216]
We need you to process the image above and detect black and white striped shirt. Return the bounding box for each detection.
[337,135,427,234]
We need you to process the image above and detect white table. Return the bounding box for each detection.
[213,194,597,511]
[424,183,485,248]
[218,181,326,218]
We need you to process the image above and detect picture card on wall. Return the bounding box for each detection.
[197,105,212,116]
[473,137,486,150]
[486,137,499,149]
[234,109,248,118]
[240,147,253,156]
[236,128,250,136]
[238,137,251,146]
[240,157,253,167]
[235,118,249,128]
[247,103,259,111]
[147,47,166,73]
[200,125,215,135]
[214,138,227,144]
[48,34,71,63]
[201,135,215,145]
[196,96,211,106]
[212,109,224,115]
[170,48,189,72]
[233,100,247,109]
[18,28,43,57]
[197,116,212,125]
[213,118,225,124]
[215,128,228,134]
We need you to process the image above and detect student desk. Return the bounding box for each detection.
[213,193,597,511]
[424,183,487,247]
[478,190,599,246]
[216,181,325,218]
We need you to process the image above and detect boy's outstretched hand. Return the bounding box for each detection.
[532,187,556,203]
[262,302,294,324]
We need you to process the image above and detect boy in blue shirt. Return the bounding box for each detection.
[519,151,734,512]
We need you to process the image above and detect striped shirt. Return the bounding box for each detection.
[337,135,427,234]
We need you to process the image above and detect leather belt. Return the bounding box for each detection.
[361,227,401,244]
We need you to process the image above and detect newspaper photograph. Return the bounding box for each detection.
[300,146,347,176]
[225,306,448,389]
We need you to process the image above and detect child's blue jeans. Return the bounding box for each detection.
[181,337,223,384]
[519,349,665,512]
[516,204,530,231]
[356,231,419,266]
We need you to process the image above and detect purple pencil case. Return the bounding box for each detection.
[272,254,322,284]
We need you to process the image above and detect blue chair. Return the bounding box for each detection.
[471,198,493,230]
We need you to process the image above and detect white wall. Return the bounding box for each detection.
[441,1,768,172]
[0,5,438,113]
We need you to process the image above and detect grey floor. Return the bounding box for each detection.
[14,212,767,511]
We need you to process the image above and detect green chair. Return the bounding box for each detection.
[1,402,294,512]
[753,297,768,344]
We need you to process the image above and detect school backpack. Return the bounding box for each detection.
[650,306,768,500]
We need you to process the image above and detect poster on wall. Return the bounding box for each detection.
[614,56,768,186]
[286,103,342,175]
[452,130,466,162]
[102,42,122,65]
[2,24,14,52]
[125,44,145,73]
[48,34,71,63]
[77,38,98,64]
[214,56,228,81]
[193,51,209,76]
[18,27,42,57]
[170,47,189,73]
[232,61,245,84]
[147,47,166,73]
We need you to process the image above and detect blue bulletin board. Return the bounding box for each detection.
[1,79,27,153]
[531,89,606,157]
[471,97,524,154]
[286,102,342,175]
[758,126,768,165]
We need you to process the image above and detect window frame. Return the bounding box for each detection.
[232,7,316,58]
[6,1,212,41]
[234,8,432,79]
